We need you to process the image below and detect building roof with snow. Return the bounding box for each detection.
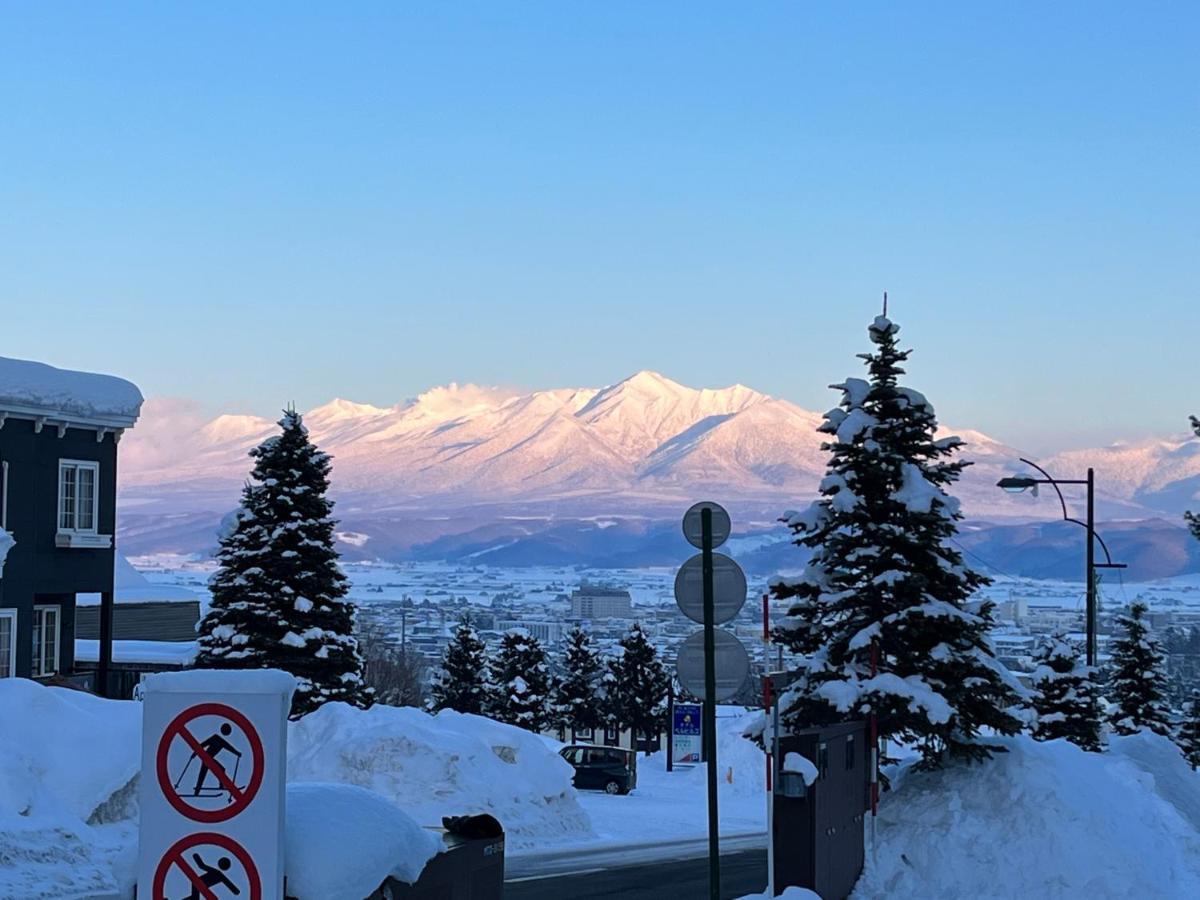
[0,354,144,431]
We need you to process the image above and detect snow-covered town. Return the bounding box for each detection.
[4,5,1200,900]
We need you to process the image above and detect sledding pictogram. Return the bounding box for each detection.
[156,702,265,823]
[152,831,262,900]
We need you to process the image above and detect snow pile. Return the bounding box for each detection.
[739,889,821,900]
[287,702,592,847]
[782,752,819,786]
[285,783,442,900]
[0,527,13,574]
[0,681,142,899]
[855,733,1200,899]
[0,355,143,421]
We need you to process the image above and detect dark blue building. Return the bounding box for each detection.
[0,356,142,689]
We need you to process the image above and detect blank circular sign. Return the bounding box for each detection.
[676,629,751,703]
[682,501,732,549]
[674,553,748,626]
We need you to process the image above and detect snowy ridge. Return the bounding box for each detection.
[119,370,1114,520]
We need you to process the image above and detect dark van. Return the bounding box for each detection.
[559,745,637,795]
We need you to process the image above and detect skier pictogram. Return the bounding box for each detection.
[156,702,265,824]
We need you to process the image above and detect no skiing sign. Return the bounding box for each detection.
[137,671,293,900]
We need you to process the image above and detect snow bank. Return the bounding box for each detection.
[0,355,143,421]
[0,681,142,899]
[0,680,140,822]
[285,783,441,900]
[287,702,592,848]
[854,732,1200,899]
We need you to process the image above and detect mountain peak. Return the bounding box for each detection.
[307,398,392,421]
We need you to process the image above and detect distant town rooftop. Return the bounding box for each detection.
[0,354,144,429]
[572,585,632,598]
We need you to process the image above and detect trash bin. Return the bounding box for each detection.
[772,721,868,900]
[369,814,505,900]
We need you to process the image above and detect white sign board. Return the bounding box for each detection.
[137,669,294,900]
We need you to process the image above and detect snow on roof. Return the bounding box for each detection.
[0,355,143,427]
[74,638,198,666]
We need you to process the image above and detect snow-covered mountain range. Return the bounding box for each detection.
[117,371,1200,566]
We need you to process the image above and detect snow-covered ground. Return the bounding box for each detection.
[5,677,1200,898]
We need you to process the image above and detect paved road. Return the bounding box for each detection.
[505,848,768,899]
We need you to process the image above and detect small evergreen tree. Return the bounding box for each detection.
[488,629,555,732]
[1108,601,1172,736]
[1178,691,1200,771]
[195,409,369,717]
[606,622,670,754]
[1030,633,1104,752]
[429,615,490,715]
[771,314,1025,767]
[554,624,605,738]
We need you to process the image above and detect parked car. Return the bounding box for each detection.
[559,745,637,795]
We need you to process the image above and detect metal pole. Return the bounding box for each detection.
[1086,468,1096,667]
[667,681,675,773]
[702,507,720,900]
[765,675,775,899]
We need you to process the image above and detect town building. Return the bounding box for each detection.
[0,356,143,689]
[569,584,633,620]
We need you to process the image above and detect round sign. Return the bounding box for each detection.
[674,552,748,625]
[156,702,266,824]
[682,501,731,549]
[676,628,751,703]
[152,831,262,900]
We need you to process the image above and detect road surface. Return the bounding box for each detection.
[505,847,768,899]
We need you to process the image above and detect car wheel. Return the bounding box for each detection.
[604,780,621,795]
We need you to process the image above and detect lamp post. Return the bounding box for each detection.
[996,459,1127,666]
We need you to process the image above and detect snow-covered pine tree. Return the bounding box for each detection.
[1178,691,1200,771]
[488,629,555,733]
[606,622,670,754]
[429,615,490,715]
[1108,600,1172,737]
[1030,633,1105,752]
[554,624,605,739]
[770,314,1025,767]
[195,409,369,718]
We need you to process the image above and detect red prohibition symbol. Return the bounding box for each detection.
[152,831,262,900]
[156,702,265,823]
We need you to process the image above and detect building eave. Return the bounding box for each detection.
[0,402,139,432]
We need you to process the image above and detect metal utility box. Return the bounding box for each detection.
[369,815,505,900]
[772,720,869,900]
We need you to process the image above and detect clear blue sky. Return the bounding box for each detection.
[1,2,1195,453]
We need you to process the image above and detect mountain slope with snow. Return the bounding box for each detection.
[116,372,1200,559]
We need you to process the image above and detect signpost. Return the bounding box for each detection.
[675,501,749,900]
[138,670,294,900]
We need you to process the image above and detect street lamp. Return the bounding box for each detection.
[995,459,1127,666]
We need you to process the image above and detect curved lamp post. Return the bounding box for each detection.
[996,459,1127,666]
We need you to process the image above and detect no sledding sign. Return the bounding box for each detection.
[138,671,294,900]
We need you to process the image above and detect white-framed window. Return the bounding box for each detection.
[0,609,16,678]
[32,605,60,677]
[58,459,99,534]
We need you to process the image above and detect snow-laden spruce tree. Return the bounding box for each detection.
[554,624,605,739]
[770,315,1025,767]
[1178,691,1200,771]
[606,622,670,754]
[488,629,555,733]
[1030,633,1105,751]
[1108,601,1172,736]
[195,409,369,717]
[429,615,490,715]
